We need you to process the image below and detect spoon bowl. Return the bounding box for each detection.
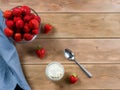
[64,49,75,60]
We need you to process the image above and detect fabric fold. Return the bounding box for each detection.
[0,11,31,90]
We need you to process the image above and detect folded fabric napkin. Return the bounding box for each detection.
[0,10,31,90]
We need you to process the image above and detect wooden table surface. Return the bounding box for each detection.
[1,0,120,90]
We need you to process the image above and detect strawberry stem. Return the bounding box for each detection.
[72,73,77,77]
[36,45,42,50]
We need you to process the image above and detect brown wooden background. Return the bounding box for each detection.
[1,0,120,90]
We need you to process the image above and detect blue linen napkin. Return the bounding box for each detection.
[0,10,31,90]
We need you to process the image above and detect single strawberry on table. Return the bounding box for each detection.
[4,28,13,37]
[44,24,53,34]
[36,46,46,59]
[69,73,78,84]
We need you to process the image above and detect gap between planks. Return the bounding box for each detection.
[21,63,120,65]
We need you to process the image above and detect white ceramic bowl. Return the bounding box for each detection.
[45,62,64,81]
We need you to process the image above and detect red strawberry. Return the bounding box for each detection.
[23,23,30,33]
[12,7,22,17]
[32,29,39,35]
[24,15,32,22]
[29,13,35,19]
[69,73,78,84]
[16,19,24,29]
[14,33,22,42]
[4,28,13,37]
[20,6,30,15]
[34,16,41,23]
[28,19,39,29]
[36,46,46,58]
[13,17,21,23]
[15,29,21,33]
[44,24,53,34]
[23,33,33,41]
[6,20,14,29]
[3,10,13,19]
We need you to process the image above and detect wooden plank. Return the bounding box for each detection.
[0,13,120,38]
[22,64,120,90]
[38,13,120,38]
[1,13,120,38]
[1,0,120,12]
[16,39,120,64]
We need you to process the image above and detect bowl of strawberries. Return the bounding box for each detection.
[3,6,41,43]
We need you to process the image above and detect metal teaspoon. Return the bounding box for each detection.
[64,48,92,78]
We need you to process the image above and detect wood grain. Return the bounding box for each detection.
[38,13,120,38]
[1,0,120,12]
[16,39,120,64]
[23,64,120,90]
[1,0,119,89]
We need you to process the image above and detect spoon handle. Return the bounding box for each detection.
[74,59,92,78]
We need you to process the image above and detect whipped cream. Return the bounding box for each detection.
[45,62,64,81]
